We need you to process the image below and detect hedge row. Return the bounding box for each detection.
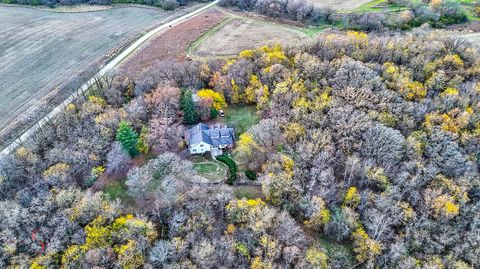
[217,155,237,185]
[245,170,257,181]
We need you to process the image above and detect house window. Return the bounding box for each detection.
[192,149,196,152]
[200,144,204,147]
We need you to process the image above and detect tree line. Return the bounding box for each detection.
[219,0,471,30]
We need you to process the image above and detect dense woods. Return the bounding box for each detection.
[1,0,479,267]
[1,19,480,269]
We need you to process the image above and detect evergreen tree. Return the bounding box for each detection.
[116,121,139,157]
[181,90,198,125]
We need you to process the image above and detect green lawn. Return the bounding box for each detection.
[102,178,129,201]
[354,0,385,12]
[192,156,228,182]
[224,106,259,136]
[194,162,219,173]
[353,0,409,13]
[298,26,327,37]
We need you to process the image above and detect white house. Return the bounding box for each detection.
[188,123,235,156]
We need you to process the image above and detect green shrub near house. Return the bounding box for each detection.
[245,170,257,181]
[216,155,237,185]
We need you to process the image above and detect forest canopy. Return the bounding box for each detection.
[1,28,480,268]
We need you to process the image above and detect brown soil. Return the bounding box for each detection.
[118,9,225,79]
[0,5,176,149]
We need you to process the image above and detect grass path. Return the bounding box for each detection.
[352,0,409,13]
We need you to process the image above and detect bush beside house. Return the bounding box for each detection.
[216,155,237,185]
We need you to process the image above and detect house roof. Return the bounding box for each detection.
[189,123,234,147]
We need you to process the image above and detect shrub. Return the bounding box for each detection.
[245,170,257,181]
[210,108,218,119]
[216,155,237,185]
[437,1,468,26]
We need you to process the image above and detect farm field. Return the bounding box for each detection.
[306,0,374,11]
[118,8,226,80]
[0,5,191,148]
[190,16,309,58]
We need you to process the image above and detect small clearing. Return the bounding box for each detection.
[103,178,129,201]
[234,185,264,199]
[224,106,259,136]
[192,17,308,58]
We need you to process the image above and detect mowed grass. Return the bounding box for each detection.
[354,0,386,12]
[224,106,259,136]
[103,178,129,201]
[0,5,185,148]
[353,0,410,12]
[192,156,228,182]
[306,0,375,11]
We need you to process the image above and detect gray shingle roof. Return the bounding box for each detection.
[189,123,234,147]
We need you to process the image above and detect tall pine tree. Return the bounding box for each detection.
[116,121,139,157]
[181,90,198,125]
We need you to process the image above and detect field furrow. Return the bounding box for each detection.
[0,5,191,146]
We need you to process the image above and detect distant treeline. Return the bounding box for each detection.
[343,0,469,31]
[1,0,212,9]
[219,0,469,30]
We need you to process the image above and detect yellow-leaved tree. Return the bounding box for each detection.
[344,186,360,208]
[352,227,383,266]
[304,196,331,231]
[59,214,157,269]
[234,133,259,162]
[197,89,227,110]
